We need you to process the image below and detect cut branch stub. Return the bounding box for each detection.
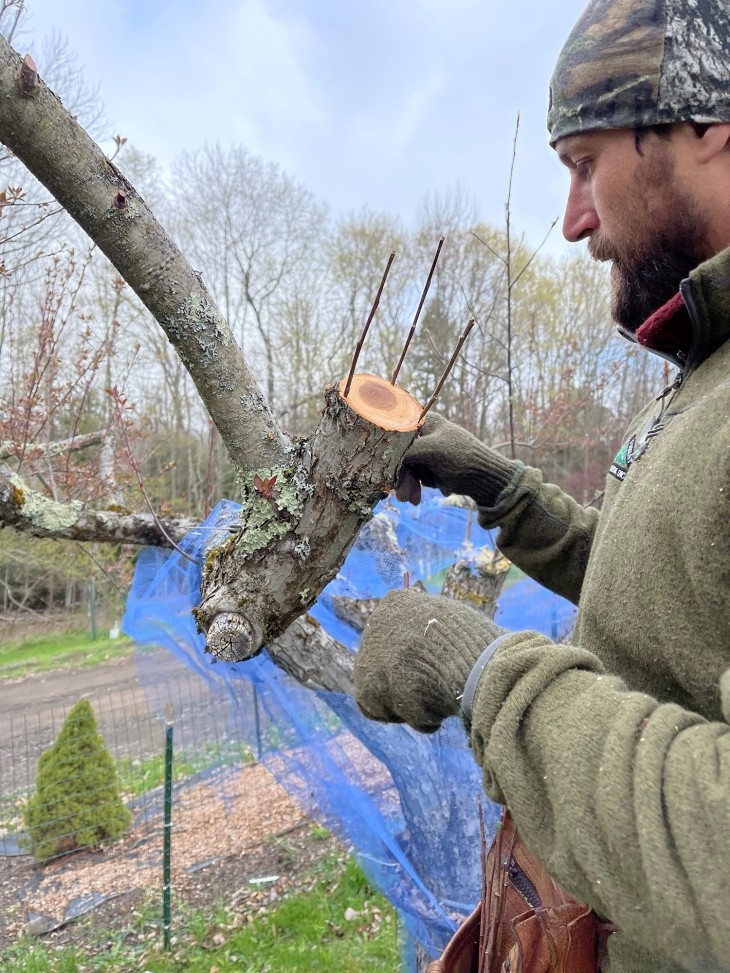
[339,373,424,432]
[195,376,423,663]
[19,54,38,94]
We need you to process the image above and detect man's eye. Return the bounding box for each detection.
[575,159,592,177]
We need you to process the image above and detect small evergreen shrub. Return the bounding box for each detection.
[24,698,132,862]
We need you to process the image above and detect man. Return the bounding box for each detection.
[353,2,730,971]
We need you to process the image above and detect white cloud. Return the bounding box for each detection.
[17,0,588,252]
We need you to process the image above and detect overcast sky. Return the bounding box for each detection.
[17,0,588,256]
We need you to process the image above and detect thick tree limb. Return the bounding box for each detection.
[195,380,422,661]
[267,615,354,694]
[0,33,285,473]
[0,430,104,460]
[0,464,197,545]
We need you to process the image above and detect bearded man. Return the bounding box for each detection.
[353,2,730,971]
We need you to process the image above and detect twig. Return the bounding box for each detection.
[0,206,64,247]
[470,229,505,265]
[584,489,605,510]
[505,114,519,459]
[422,327,505,385]
[0,575,42,616]
[391,237,444,385]
[489,438,570,451]
[511,217,559,289]
[419,318,475,420]
[73,542,129,595]
[110,390,199,564]
[343,251,396,397]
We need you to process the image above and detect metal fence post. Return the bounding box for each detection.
[163,703,174,950]
[88,578,98,640]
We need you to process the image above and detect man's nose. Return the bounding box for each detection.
[562,182,599,242]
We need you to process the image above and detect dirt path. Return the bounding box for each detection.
[0,649,229,799]
[0,653,141,717]
[0,646,213,718]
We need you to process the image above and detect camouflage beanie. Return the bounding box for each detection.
[548,0,730,145]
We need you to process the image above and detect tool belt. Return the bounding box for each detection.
[426,810,615,973]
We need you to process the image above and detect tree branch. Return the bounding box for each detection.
[266,614,354,695]
[0,34,286,473]
[0,464,197,545]
[0,430,104,460]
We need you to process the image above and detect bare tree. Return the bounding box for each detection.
[171,144,328,415]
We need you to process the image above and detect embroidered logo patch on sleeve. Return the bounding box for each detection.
[609,435,636,482]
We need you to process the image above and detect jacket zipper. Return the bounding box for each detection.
[679,278,705,378]
[628,280,697,463]
[507,858,541,911]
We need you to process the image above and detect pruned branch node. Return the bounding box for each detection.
[18,54,38,94]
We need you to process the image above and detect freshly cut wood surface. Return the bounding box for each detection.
[339,374,424,432]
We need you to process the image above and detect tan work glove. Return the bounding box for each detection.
[354,589,507,733]
[395,413,522,507]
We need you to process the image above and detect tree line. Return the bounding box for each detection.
[0,21,665,623]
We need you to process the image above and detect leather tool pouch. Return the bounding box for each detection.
[426,811,614,973]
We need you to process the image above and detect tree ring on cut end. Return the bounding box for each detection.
[339,374,423,431]
[206,611,258,661]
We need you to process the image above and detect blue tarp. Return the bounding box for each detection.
[123,491,577,962]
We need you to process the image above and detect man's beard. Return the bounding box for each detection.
[588,200,707,333]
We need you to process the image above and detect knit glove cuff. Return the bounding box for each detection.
[395,414,522,508]
[354,590,506,733]
[460,443,523,509]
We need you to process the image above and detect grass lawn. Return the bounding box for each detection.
[0,629,134,680]
[0,856,400,972]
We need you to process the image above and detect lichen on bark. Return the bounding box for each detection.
[10,471,82,530]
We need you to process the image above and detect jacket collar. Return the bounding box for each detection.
[618,245,730,374]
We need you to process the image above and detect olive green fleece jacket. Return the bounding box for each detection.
[468,247,730,973]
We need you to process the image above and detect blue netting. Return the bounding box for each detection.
[123,491,577,962]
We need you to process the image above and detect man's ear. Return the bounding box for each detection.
[695,123,730,164]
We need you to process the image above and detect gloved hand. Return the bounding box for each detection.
[395,414,521,507]
[354,589,507,733]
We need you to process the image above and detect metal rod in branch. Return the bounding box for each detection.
[343,251,396,398]
[391,236,444,385]
[418,318,475,420]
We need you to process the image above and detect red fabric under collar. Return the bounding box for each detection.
[635,291,691,357]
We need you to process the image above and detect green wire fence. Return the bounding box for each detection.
[0,655,311,948]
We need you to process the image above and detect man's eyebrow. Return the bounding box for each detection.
[557,147,576,166]
[557,138,590,166]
